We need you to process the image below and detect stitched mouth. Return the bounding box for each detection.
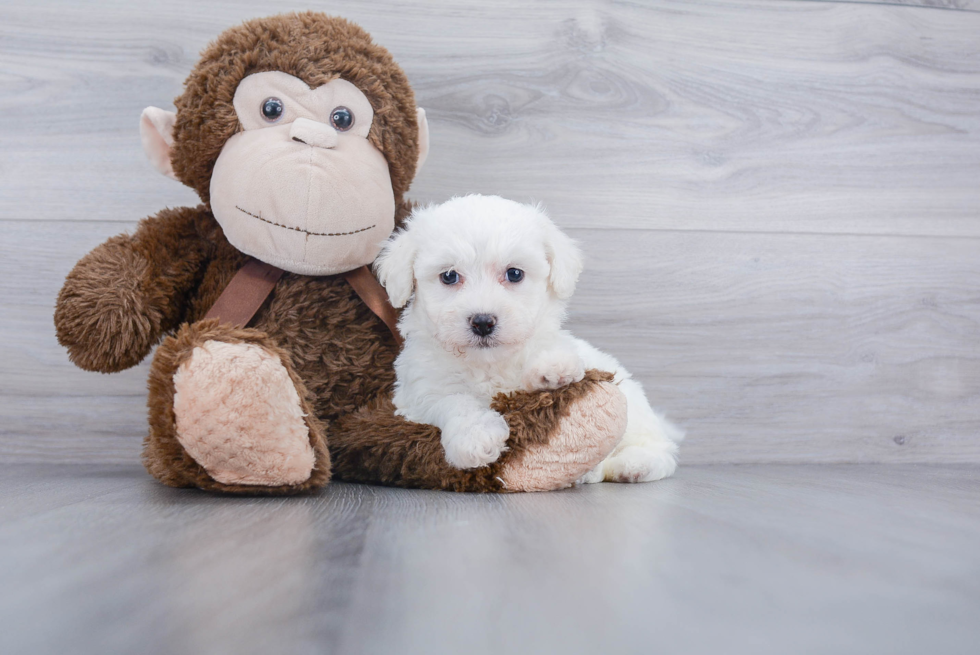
[235,206,375,237]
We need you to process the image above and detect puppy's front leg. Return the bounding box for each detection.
[425,394,511,469]
[523,347,586,391]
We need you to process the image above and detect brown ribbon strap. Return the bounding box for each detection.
[343,265,404,348]
[204,259,285,328]
[204,259,403,347]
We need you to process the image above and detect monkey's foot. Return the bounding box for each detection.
[143,320,330,494]
[493,371,628,492]
[172,340,314,486]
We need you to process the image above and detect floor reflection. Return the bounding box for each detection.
[160,498,317,653]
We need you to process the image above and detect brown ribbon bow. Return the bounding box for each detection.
[204,259,403,347]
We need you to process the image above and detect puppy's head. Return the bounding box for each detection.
[375,194,583,353]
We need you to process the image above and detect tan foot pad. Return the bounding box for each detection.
[172,340,314,486]
[500,381,627,492]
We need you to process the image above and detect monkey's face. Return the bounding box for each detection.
[203,72,395,275]
[140,14,429,276]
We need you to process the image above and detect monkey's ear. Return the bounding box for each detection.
[374,226,418,308]
[542,216,584,300]
[416,108,430,172]
[139,107,178,180]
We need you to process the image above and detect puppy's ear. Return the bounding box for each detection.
[543,218,584,300]
[374,227,417,308]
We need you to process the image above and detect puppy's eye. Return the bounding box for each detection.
[440,270,460,285]
[261,97,284,122]
[506,268,524,283]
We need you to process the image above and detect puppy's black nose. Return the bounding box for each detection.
[469,313,497,337]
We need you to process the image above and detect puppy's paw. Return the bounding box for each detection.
[603,444,677,483]
[442,411,511,469]
[523,350,586,391]
[577,463,606,485]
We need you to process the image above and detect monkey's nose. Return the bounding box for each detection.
[469,314,497,337]
[289,117,338,149]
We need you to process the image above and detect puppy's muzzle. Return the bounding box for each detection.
[469,313,497,337]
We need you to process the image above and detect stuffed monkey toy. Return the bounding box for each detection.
[53,12,627,494]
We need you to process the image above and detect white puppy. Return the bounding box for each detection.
[375,195,683,483]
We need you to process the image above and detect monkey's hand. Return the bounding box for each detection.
[55,234,164,372]
[54,206,213,373]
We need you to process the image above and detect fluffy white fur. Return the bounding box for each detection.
[375,195,683,483]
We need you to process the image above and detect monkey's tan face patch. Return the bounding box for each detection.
[210,72,395,276]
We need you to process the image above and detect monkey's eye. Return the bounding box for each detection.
[330,106,354,131]
[506,268,524,283]
[261,97,284,122]
[440,270,460,285]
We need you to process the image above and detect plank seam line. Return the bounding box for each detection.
[567,226,980,241]
[4,218,980,241]
[792,0,980,14]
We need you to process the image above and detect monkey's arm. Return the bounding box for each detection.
[54,205,214,373]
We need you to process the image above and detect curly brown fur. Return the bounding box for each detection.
[330,370,615,492]
[54,235,161,372]
[172,12,420,210]
[54,206,219,372]
[144,319,331,494]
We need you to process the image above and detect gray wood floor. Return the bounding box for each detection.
[0,464,977,655]
[2,5,978,653]
[2,0,979,464]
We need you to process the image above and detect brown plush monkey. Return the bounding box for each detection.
[53,12,627,494]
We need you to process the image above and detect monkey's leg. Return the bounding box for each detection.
[142,319,331,494]
[330,371,627,492]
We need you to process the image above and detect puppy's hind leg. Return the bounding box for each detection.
[590,377,683,484]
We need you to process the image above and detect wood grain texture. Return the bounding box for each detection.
[3,220,978,464]
[569,227,980,463]
[1,0,979,464]
[0,0,978,236]
[1,464,978,655]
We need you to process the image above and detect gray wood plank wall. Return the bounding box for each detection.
[1,0,978,464]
